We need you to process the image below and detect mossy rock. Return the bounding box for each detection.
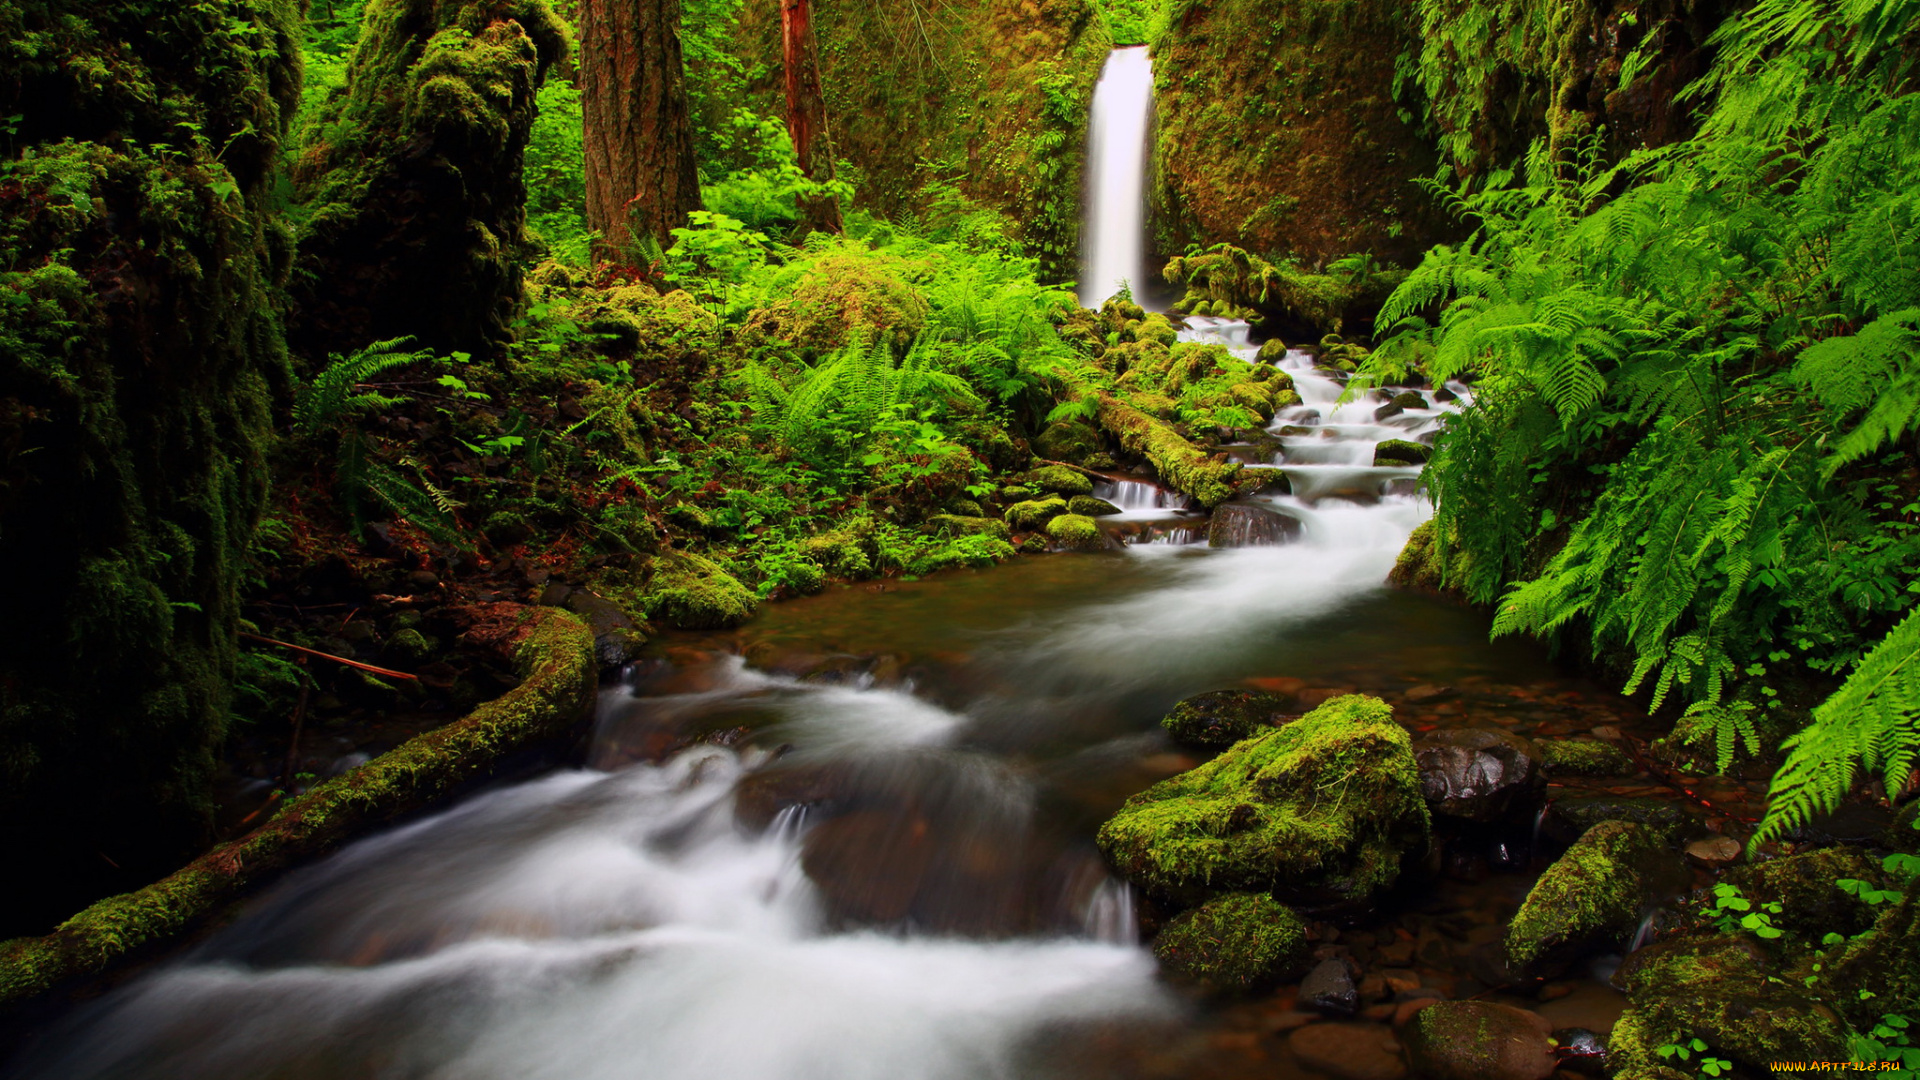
[1068,495,1122,517]
[1153,892,1310,992]
[1725,847,1886,941]
[1257,338,1289,363]
[802,528,876,579]
[1228,382,1277,421]
[1027,464,1094,496]
[999,484,1038,502]
[1506,820,1667,975]
[1400,1001,1558,1080]
[1609,934,1850,1074]
[1373,438,1431,466]
[1536,738,1635,777]
[924,514,1013,542]
[947,498,985,518]
[1545,795,1700,843]
[1161,690,1290,749]
[635,552,757,630]
[1018,533,1049,554]
[1005,497,1068,531]
[1045,514,1108,551]
[1035,421,1102,465]
[1097,695,1430,909]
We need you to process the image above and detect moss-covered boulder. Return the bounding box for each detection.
[924,515,1013,542]
[1067,495,1122,517]
[1400,1001,1559,1080]
[1609,934,1851,1075]
[1543,795,1700,843]
[1506,820,1666,975]
[1045,514,1108,551]
[1097,695,1429,909]
[1005,497,1068,531]
[1228,382,1278,422]
[1035,421,1102,465]
[1152,892,1310,992]
[1724,847,1887,941]
[1161,690,1291,749]
[625,552,757,630]
[1536,738,1635,777]
[1373,438,1432,466]
[1027,464,1093,497]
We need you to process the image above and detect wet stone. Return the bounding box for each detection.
[1207,502,1301,547]
[1401,1001,1558,1080]
[1300,958,1359,1016]
[1160,689,1291,748]
[1413,728,1543,822]
[1290,1022,1408,1080]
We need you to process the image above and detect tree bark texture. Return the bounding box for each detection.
[781,0,841,233]
[580,0,704,259]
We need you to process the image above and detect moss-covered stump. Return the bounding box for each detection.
[0,606,596,1008]
[1373,439,1431,466]
[1536,738,1635,777]
[1027,464,1094,496]
[1608,934,1851,1075]
[633,551,758,630]
[1097,695,1429,909]
[1045,513,1108,551]
[1506,820,1666,975]
[1161,690,1291,749]
[1006,497,1069,531]
[1152,892,1310,992]
[1399,1001,1559,1080]
[0,0,299,936]
[291,0,569,356]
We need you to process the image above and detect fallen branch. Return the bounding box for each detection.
[240,631,418,680]
[0,607,596,1007]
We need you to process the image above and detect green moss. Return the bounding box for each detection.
[1027,464,1094,496]
[0,608,595,1006]
[1389,519,1474,594]
[1727,847,1886,941]
[1536,738,1635,777]
[1506,820,1664,973]
[291,0,568,354]
[924,515,1013,542]
[1609,933,1851,1074]
[1005,497,1069,531]
[1036,421,1102,464]
[1045,513,1106,550]
[632,551,759,630]
[1373,439,1431,466]
[1097,694,1429,907]
[1161,690,1289,749]
[1067,495,1121,517]
[738,249,932,355]
[1153,892,1310,992]
[1092,394,1242,509]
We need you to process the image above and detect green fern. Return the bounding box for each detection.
[293,337,429,435]
[1757,606,1920,845]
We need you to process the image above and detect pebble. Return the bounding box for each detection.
[1300,958,1360,1016]
[1290,1022,1409,1080]
[1685,835,1742,866]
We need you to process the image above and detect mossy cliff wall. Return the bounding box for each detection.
[0,0,301,935]
[291,0,569,357]
[1151,0,1455,271]
[1406,0,1734,175]
[721,0,1109,280]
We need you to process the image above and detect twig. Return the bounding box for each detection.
[239,632,419,680]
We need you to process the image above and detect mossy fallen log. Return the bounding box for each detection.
[1093,393,1242,510]
[0,606,596,1008]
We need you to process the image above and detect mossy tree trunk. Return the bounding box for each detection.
[780,0,841,234]
[0,0,300,936]
[291,0,569,358]
[580,0,704,260]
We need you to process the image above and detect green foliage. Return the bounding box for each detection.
[295,339,467,546]
[1655,1036,1733,1078]
[525,78,592,265]
[1379,0,1920,802]
[1703,882,1785,939]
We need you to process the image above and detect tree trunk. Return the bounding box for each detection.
[781,0,842,234]
[580,0,704,261]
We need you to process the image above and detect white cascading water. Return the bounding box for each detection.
[1079,47,1155,308]
[11,49,1485,1080]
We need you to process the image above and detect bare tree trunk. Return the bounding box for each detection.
[580,0,704,261]
[781,0,841,234]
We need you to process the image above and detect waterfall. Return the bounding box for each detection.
[1079,47,1155,309]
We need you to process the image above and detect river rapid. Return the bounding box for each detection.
[6,313,1688,1080]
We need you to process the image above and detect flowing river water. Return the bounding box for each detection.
[5,45,1767,1080]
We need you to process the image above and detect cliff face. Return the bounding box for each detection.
[711,0,1110,281]
[1151,0,1457,272]
[0,0,301,934]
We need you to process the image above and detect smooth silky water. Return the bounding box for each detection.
[9,46,1684,1080]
